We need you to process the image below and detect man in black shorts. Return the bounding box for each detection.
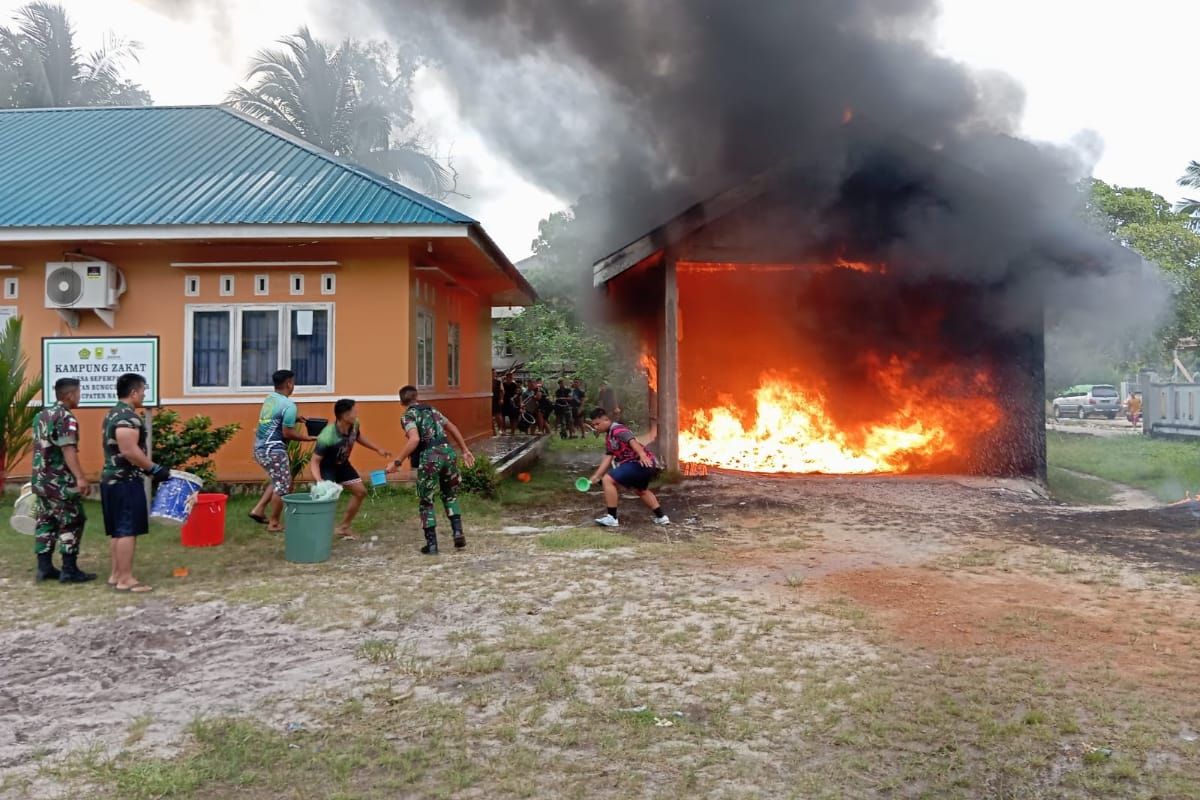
[585,407,670,528]
[101,373,169,593]
[309,398,392,540]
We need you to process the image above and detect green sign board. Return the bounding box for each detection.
[42,336,160,408]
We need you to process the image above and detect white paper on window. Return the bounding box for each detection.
[296,309,314,336]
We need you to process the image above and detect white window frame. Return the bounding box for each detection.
[184,275,200,297]
[321,273,336,295]
[3,277,17,299]
[184,302,335,395]
[220,275,235,297]
[447,321,461,388]
[416,307,435,389]
[290,274,304,296]
[254,274,269,296]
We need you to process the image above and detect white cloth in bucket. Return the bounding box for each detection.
[9,483,36,535]
[150,470,204,526]
[310,480,344,501]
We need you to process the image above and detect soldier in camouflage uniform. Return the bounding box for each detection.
[31,377,95,583]
[387,385,475,555]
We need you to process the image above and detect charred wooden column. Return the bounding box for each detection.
[658,255,680,470]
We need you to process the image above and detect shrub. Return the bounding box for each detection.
[459,454,500,499]
[151,409,239,489]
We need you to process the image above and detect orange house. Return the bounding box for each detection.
[0,105,534,482]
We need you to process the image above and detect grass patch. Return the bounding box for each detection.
[537,528,634,551]
[1046,466,1115,506]
[1047,431,1200,502]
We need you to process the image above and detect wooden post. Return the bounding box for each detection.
[659,256,680,471]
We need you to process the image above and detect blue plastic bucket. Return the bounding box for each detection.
[369,470,387,487]
[150,470,203,526]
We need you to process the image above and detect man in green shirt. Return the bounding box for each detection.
[101,373,169,593]
[309,398,392,540]
[249,370,314,532]
[30,377,93,583]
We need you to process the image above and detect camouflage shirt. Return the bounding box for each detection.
[101,401,146,484]
[402,404,450,445]
[31,401,81,500]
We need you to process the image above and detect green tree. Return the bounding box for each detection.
[150,409,240,489]
[0,317,42,486]
[1087,177,1200,357]
[1178,160,1200,227]
[0,2,150,108]
[228,28,452,197]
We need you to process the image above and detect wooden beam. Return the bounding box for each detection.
[658,255,680,471]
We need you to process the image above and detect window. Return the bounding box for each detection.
[3,277,17,299]
[240,309,280,387]
[184,275,200,296]
[416,308,434,388]
[185,303,333,393]
[220,275,235,296]
[191,310,230,387]
[321,273,336,295]
[290,274,304,296]
[447,322,461,388]
[255,274,269,296]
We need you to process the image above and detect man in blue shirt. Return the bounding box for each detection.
[249,370,314,531]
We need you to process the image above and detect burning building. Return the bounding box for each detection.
[594,127,1046,479]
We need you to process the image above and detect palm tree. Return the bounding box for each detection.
[0,2,150,108]
[0,317,43,487]
[228,28,452,198]
[1179,160,1200,229]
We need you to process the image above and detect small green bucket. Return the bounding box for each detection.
[282,493,338,563]
[575,477,592,493]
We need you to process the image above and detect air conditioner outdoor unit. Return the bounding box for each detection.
[44,261,125,309]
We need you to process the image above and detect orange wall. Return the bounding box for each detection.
[3,240,494,482]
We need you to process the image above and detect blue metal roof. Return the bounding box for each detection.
[0,105,475,228]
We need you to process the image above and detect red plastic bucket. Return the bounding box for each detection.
[180,493,227,547]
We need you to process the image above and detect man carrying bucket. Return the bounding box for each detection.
[101,373,169,593]
[309,398,392,540]
[30,377,94,583]
[386,385,475,555]
[249,370,315,532]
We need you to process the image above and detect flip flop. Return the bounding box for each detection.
[248,512,268,525]
[113,582,154,593]
[336,530,359,541]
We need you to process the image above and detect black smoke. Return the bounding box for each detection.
[333,0,1163,339]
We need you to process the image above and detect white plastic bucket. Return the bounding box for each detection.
[149,470,203,526]
[9,483,36,535]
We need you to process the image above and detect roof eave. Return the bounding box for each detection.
[468,224,539,306]
[0,223,473,243]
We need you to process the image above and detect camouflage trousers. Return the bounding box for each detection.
[34,495,86,555]
[416,446,462,529]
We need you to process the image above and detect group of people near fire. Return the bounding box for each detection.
[28,367,666,589]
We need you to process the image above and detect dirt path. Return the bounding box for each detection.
[1055,467,1161,510]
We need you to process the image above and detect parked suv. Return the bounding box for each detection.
[1052,384,1121,420]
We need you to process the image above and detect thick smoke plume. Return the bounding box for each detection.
[340,1,1163,343]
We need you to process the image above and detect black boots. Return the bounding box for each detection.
[421,527,439,555]
[451,515,466,549]
[58,553,97,583]
[35,552,60,582]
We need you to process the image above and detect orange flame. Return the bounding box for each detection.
[679,358,1001,474]
[639,351,659,393]
[834,258,886,274]
[842,107,854,124]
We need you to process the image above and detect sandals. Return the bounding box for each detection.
[113,582,154,593]
[336,529,358,541]
[248,512,268,525]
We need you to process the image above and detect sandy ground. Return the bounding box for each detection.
[3,451,1199,797]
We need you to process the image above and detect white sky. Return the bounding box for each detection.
[1,0,1196,259]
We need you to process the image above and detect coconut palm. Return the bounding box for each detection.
[0,2,150,108]
[1178,160,1200,229]
[0,317,43,487]
[228,27,452,197]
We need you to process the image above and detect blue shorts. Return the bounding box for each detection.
[101,480,149,538]
[609,461,660,491]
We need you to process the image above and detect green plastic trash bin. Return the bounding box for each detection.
[282,493,337,563]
